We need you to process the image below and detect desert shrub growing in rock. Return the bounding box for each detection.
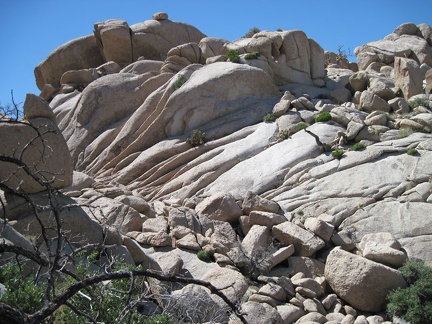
[263,112,276,122]
[350,142,366,151]
[397,128,414,139]
[174,74,187,90]
[244,52,260,60]
[407,148,419,156]
[187,130,206,146]
[197,249,212,262]
[387,259,432,324]
[242,27,261,38]
[278,129,291,140]
[408,97,431,110]
[226,49,240,63]
[294,122,309,132]
[314,111,332,123]
[331,148,345,159]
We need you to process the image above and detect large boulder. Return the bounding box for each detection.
[94,19,133,67]
[201,267,248,304]
[394,56,423,99]
[34,35,104,90]
[195,192,243,223]
[130,16,206,61]
[0,96,73,193]
[325,248,406,312]
[272,221,325,257]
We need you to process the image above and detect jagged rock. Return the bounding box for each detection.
[242,191,280,214]
[325,247,406,312]
[359,90,391,112]
[142,217,167,233]
[94,18,133,67]
[195,192,243,223]
[23,93,56,121]
[304,217,334,242]
[388,97,410,114]
[248,211,286,228]
[272,91,295,117]
[364,111,387,126]
[362,241,407,268]
[368,75,396,101]
[272,222,325,257]
[241,225,272,258]
[394,56,423,99]
[394,22,420,36]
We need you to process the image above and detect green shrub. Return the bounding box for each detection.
[226,49,240,63]
[397,128,414,139]
[278,129,291,140]
[144,313,175,324]
[407,148,419,156]
[314,112,332,123]
[263,112,276,122]
[408,97,431,110]
[350,142,366,151]
[0,253,148,323]
[187,130,206,146]
[276,28,283,32]
[331,149,345,159]
[0,262,45,314]
[174,75,187,90]
[197,250,212,262]
[242,27,261,38]
[387,260,432,324]
[294,122,309,132]
[244,52,260,60]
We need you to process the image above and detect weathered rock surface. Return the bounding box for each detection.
[4,16,432,324]
[325,248,407,312]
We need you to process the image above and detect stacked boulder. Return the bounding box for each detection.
[3,13,432,323]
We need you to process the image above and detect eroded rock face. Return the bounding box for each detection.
[325,247,406,312]
[7,16,432,323]
[0,96,72,193]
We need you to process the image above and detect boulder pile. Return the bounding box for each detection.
[2,12,432,323]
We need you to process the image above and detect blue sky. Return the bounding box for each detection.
[1,0,432,108]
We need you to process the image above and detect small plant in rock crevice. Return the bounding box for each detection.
[174,75,188,90]
[314,111,332,123]
[397,128,414,139]
[408,97,431,110]
[187,130,206,146]
[350,142,366,151]
[294,122,309,132]
[244,52,260,60]
[197,250,213,262]
[226,49,240,63]
[407,148,419,156]
[278,129,291,140]
[263,112,276,122]
[331,148,345,159]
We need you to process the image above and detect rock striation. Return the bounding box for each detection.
[2,14,432,322]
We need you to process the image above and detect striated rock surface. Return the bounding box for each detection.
[3,15,432,323]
